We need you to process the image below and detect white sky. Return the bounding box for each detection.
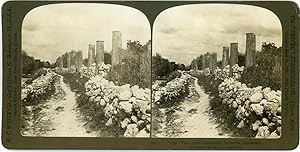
[153,4,282,65]
[22,3,150,63]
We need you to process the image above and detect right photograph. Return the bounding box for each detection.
[152,4,282,138]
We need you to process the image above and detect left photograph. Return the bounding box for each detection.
[21,3,151,137]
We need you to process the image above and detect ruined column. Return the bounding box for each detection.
[58,56,63,70]
[77,50,83,68]
[95,41,104,75]
[67,52,71,68]
[229,43,238,76]
[74,51,78,68]
[70,51,76,67]
[245,33,256,67]
[88,44,95,67]
[204,52,211,69]
[112,31,122,66]
[212,52,217,71]
[96,41,104,64]
[201,55,205,70]
[222,47,229,68]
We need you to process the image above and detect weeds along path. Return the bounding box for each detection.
[23,75,97,137]
[154,76,230,138]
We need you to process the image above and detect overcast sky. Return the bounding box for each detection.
[22,3,150,63]
[153,4,282,65]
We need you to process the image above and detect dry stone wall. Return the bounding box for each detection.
[218,78,281,138]
[85,76,151,137]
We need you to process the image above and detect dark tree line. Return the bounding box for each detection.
[21,50,54,76]
[152,53,188,80]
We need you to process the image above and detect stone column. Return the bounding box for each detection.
[112,31,122,66]
[245,33,256,67]
[74,51,78,68]
[77,51,83,68]
[201,55,205,70]
[96,41,104,75]
[58,56,63,70]
[70,51,76,67]
[67,52,71,68]
[96,41,104,64]
[88,44,95,67]
[222,47,229,68]
[212,52,217,71]
[230,43,238,76]
[204,53,211,69]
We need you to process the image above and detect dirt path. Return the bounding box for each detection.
[22,75,97,137]
[153,76,230,138]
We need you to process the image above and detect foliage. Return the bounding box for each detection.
[152,53,187,80]
[240,43,281,90]
[21,50,53,75]
[238,53,245,67]
[107,41,150,88]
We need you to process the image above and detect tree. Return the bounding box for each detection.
[241,42,281,90]
[106,40,151,88]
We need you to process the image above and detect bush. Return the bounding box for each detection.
[166,71,182,82]
[107,41,150,88]
[241,43,281,90]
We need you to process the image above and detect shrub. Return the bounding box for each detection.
[241,43,281,90]
[107,41,150,88]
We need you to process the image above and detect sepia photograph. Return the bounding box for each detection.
[152,4,282,138]
[21,3,151,137]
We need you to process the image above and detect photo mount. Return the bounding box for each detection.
[1,1,299,149]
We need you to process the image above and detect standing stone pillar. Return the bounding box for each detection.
[229,43,238,76]
[201,55,205,70]
[58,56,63,70]
[70,51,76,67]
[74,51,78,68]
[212,52,217,71]
[245,33,256,68]
[204,53,211,69]
[78,50,83,68]
[222,47,229,68]
[88,44,95,67]
[96,41,104,75]
[67,52,71,69]
[112,31,122,66]
[96,41,104,64]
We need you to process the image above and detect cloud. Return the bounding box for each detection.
[22,3,150,63]
[153,4,282,65]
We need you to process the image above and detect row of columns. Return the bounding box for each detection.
[191,33,256,74]
[57,31,123,69]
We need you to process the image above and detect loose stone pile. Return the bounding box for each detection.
[80,63,111,78]
[55,62,111,78]
[218,78,281,138]
[214,64,244,80]
[85,75,151,137]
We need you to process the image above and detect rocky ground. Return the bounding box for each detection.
[21,75,97,137]
[152,76,231,138]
